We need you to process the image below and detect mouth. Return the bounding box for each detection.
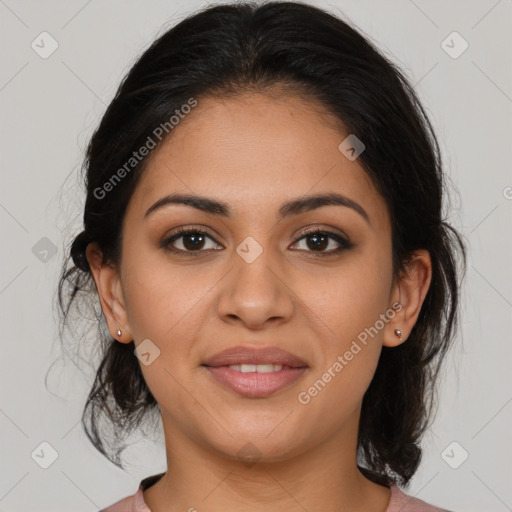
[202,346,308,398]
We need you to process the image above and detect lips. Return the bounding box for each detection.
[202,346,308,368]
[202,346,308,398]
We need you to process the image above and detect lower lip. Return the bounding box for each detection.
[204,366,307,398]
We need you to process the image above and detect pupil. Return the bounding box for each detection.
[308,233,327,251]
[184,233,204,250]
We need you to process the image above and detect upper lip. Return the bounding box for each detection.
[202,346,308,368]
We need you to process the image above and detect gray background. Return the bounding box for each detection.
[1,0,511,511]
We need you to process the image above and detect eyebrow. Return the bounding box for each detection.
[144,192,371,225]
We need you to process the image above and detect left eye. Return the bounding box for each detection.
[291,230,351,254]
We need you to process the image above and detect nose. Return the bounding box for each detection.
[216,246,295,330]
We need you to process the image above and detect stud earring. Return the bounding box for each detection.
[116,329,122,338]
[394,329,403,340]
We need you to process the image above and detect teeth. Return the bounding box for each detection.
[228,364,283,373]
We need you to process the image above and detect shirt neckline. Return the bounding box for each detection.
[135,483,399,511]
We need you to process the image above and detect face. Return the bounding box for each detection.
[88,90,431,464]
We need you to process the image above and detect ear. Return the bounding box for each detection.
[383,249,432,348]
[86,242,133,344]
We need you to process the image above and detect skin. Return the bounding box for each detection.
[87,90,432,512]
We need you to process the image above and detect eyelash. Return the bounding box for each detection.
[161,226,353,257]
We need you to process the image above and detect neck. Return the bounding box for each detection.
[143,410,392,512]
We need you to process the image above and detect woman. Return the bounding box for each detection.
[58,1,466,510]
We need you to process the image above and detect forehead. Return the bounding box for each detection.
[127,92,389,228]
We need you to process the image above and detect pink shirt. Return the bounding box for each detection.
[101,483,453,511]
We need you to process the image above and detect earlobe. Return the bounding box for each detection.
[383,249,432,348]
[85,242,133,343]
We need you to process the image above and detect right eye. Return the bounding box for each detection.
[161,227,223,254]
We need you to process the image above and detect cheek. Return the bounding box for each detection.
[122,261,214,415]
[302,248,391,346]
[121,248,217,343]
[295,288,386,428]
[120,254,224,399]
[295,247,392,406]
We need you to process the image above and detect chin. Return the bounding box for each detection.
[199,420,312,465]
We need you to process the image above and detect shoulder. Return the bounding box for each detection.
[387,484,454,512]
[100,485,149,512]
[100,473,164,511]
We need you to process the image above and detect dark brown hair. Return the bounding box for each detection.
[56,0,467,488]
